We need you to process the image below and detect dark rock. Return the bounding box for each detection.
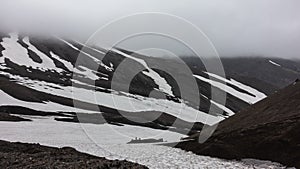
[176,82,300,168]
[0,113,31,122]
[0,140,148,169]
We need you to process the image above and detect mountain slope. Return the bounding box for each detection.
[183,56,300,94]
[0,32,298,141]
[176,80,300,168]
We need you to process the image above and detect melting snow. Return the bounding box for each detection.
[57,37,113,71]
[0,33,63,72]
[0,117,289,169]
[201,94,235,117]
[112,49,174,97]
[0,34,292,168]
[194,74,265,104]
[0,71,222,125]
[204,72,267,103]
[22,37,64,72]
[50,52,74,71]
[50,52,107,81]
[75,66,100,80]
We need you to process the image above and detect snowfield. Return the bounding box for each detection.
[0,116,289,169]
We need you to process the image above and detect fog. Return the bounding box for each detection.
[0,0,299,58]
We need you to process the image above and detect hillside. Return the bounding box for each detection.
[0,32,278,137]
[1,32,299,168]
[176,80,300,168]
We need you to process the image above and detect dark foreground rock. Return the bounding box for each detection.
[176,81,300,169]
[0,140,148,169]
[0,112,31,122]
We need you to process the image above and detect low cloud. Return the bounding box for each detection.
[0,0,299,58]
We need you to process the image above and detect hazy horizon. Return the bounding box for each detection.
[0,0,299,59]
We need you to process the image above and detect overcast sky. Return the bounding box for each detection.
[0,0,299,58]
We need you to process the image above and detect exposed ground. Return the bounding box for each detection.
[0,140,148,169]
[0,112,30,122]
[176,81,300,168]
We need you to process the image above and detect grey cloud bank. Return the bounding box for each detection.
[0,0,299,58]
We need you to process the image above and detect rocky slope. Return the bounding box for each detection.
[0,140,147,169]
[176,80,300,168]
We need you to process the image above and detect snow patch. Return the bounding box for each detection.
[112,48,174,97]
[269,60,281,67]
[194,74,263,104]
[0,118,288,169]
[201,94,235,117]
[50,52,74,71]
[0,33,64,73]
[57,37,113,71]
[23,37,64,72]
[204,72,267,103]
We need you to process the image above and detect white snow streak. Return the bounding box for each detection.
[194,74,262,104]
[57,37,113,71]
[201,94,235,117]
[112,49,174,97]
[73,40,106,55]
[204,72,267,103]
[50,52,74,71]
[269,60,281,67]
[50,52,107,81]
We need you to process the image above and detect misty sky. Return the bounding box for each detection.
[0,0,299,58]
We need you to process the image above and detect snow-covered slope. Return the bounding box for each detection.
[0,32,297,168]
[0,32,288,138]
